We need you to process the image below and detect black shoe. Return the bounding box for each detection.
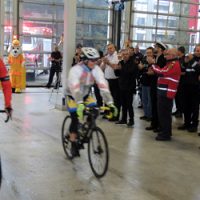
[127,120,134,127]
[178,124,190,130]
[71,142,80,158]
[116,120,127,124]
[155,135,171,141]
[12,88,15,93]
[140,116,148,120]
[188,127,197,133]
[145,126,155,131]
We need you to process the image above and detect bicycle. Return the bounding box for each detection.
[61,106,110,178]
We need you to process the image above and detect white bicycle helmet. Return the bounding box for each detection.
[81,47,100,60]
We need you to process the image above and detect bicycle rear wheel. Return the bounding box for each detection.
[88,127,109,178]
[61,115,73,159]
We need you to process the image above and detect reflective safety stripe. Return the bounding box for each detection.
[0,76,10,82]
[185,69,195,72]
[192,61,198,68]
[157,87,176,92]
[152,65,169,73]
[159,77,179,83]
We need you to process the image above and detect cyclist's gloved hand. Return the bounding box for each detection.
[108,104,118,117]
[76,103,85,120]
[5,107,12,119]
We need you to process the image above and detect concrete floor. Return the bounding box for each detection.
[0,88,200,200]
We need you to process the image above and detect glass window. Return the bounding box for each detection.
[132,13,156,27]
[21,3,63,21]
[156,2,181,15]
[21,21,53,37]
[134,0,156,12]
[131,0,200,52]
[137,33,145,40]
[136,17,145,26]
[156,15,179,28]
[76,39,107,51]
[77,8,108,24]
[155,29,178,43]
[22,0,64,4]
[76,24,108,39]
[131,27,155,43]
[22,36,52,62]
[18,0,110,86]
[179,17,199,31]
[77,0,108,7]
[3,0,14,58]
[181,3,200,18]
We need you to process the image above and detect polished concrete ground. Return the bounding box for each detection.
[0,88,200,200]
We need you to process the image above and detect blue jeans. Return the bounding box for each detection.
[142,86,152,118]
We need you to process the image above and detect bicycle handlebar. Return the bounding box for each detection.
[83,106,112,120]
[85,106,110,111]
[99,106,110,111]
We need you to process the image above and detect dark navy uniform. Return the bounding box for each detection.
[148,54,166,130]
[181,55,200,131]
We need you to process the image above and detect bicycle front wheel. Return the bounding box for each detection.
[61,115,73,159]
[88,127,109,178]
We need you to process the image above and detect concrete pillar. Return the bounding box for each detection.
[62,0,76,101]
[14,0,19,38]
[0,0,5,58]
[121,1,132,48]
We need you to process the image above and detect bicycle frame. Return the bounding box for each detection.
[78,107,99,142]
[61,106,109,177]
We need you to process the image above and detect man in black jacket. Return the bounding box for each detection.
[138,47,154,121]
[146,42,167,132]
[46,46,62,89]
[172,46,186,118]
[178,44,200,132]
[114,49,138,127]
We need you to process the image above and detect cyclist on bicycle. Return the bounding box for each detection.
[0,58,12,117]
[66,47,117,157]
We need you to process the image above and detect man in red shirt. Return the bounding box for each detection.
[147,48,181,141]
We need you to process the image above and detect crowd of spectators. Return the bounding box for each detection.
[71,42,200,141]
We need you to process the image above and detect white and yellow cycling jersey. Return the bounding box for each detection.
[66,63,113,105]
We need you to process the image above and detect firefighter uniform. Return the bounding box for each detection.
[151,58,181,140]
[181,55,200,132]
